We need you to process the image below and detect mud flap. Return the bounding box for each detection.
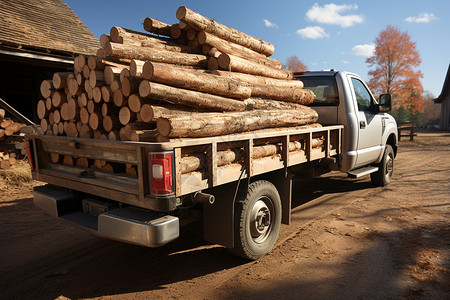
[203,182,237,248]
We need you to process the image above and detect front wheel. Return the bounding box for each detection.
[230,180,282,260]
[371,144,394,186]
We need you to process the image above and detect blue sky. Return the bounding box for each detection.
[65,0,449,97]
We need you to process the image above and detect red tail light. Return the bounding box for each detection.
[150,152,173,195]
[25,141,35,170]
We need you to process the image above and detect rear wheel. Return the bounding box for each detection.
[371,144,394,186]
[230,180,281,260]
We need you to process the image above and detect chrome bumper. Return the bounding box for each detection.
[33,185,179,247]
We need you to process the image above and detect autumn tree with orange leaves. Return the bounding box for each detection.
[284,55,308,72]
[366,25,424,114]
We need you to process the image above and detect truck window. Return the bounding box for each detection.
[299,76,338,106]
[350,78,373,112]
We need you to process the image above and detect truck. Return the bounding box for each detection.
[27,70,398,260]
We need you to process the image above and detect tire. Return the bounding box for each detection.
[230,180,282,260]
[371,144,394,187]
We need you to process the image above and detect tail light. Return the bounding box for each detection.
[25,141,35,170]
[149,152,174,195]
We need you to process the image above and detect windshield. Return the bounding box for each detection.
[298,76,339,106]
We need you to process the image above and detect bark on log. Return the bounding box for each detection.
[249,85,315,104]
[104,42,208,68]
[139,104,193,123]
[212,70,304,89]
[176,6,275,56]
[244,98,313,111]
[139,81,246,112]
[104,65,124,85]
[122,77,142,97]
[143,62,251,99]
[143,17,172,37]
[157,109,318,138]
[129,129,159,142]
[198,31,282,69]
[217,53,292,80]
[130,59,145,77]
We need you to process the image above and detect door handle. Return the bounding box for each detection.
[360,121,366,129]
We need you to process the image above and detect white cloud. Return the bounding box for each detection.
[342,60,349,64]
[351,44,375,57]
[263,19,279,29]
[404,12,437,23]
[296,26,329,39]
[306,3,363,28]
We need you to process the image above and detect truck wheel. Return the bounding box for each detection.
[230,180,281,260]
[371,144,394,187]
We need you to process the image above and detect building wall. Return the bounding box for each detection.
[440,96,450,130]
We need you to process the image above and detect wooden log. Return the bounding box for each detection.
[102,115,121,132]
[82,64,91,79]
[101,103,120,117]
[170,23,182,39]
[48,112,54,125]
[88,113,102,131]
[93,87,103,103]
[40,119,48,132]
[0,109,4,122]
[198,31,282,69]
[60,102,70,121]
[143,17,172,37]
[157,108,318,138]
[118,107,136,125]
[87,100,101,114]
[80,108,90,125]
[208,57,219,71]
[52,91,66,108]
[101,86,112,103]
[218,53,292,80]
[248,84,315,105]
[110,80,121,92]
[0,159,11,170]
[100,34,111,48]
[63,155,74,165]
[139,81,246,112]
[129,59,145,77]
[113,90,127,107]
[76,157,90,168]
[50,153,60,163]
[140,104,193,123]
[120,68,130,83]
[89,70,106,88]
[129,129,159,142]
[104,66,124,85]
[128,94,151,113]
[53,110,61,124]
[126,165,137,177]
[53,72,73,89]
[107,130,120,140]
[65,121,78,137]
[58,122,64,135]
[212,70,304,89]
[79,124,93,138]
[176,6,275,56]
[143,62,251,99]
[104,42,208,68]
[122,76,142,97]
[37,100,48,120]
[92,159,106,170]
[68,78,81,96]
[74,54,86,74]
[119,122,153,140]
[40,80,53,98]
[244,98,314,110]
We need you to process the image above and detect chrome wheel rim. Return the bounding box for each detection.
[385,153,394,179]
[250,196,274,244]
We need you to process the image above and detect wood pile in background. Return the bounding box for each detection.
[35,6,324,175]
[0,112,27,169]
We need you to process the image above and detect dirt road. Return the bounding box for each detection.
[0,132,448,300]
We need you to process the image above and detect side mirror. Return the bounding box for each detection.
[376,94,392,112]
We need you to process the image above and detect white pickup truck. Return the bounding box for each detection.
[29,70,398,260]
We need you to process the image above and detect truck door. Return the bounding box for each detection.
[349,77,384,168]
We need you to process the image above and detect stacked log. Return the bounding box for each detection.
[0,116,27,169]
[35,6,320,172]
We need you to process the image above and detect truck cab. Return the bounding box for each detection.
[295,70,398,185]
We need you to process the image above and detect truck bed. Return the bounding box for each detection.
[29,125,343,212]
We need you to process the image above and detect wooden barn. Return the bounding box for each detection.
[0,0,99,122]
[434,65,450,130]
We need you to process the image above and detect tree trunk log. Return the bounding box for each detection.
[102,115,121,132]
[211,70,304,89]
[198,31,282,69]
[52,72,73,89]
[129,129,159,142]
[244,98,314,111]
[143,17,172,37]
[248,85,315,104]
[217,53,292,80]
[143,62,251,99]
[139,81,246,112]
[130,59,145,77]
[122,77,142,97]
[157,109,318,138]
[139,104,194,123]
[104,42,208,68]
[176,6,275,56]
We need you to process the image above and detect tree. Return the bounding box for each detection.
[284,55,308,72]
[366,25,424,114]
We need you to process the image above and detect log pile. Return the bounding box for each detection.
[0,113,26,169]
[35,6,323,174]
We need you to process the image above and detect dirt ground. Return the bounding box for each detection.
[0,131,448,300]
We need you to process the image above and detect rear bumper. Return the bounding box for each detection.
[33,185,179,247]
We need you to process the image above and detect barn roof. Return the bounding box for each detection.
[434,64,450,104]
[0,0,100,56]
